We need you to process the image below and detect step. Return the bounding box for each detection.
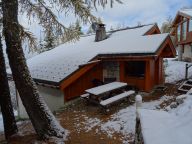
[183,83,192,87]
[178,79,192,93]
[179,85,192,90]
[185,80,192,85]
[187,79,192,83]
[178,88,189,92]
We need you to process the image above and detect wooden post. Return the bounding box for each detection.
[186,63,188,80]
[178,45,183,61]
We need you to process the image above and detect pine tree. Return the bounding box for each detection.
[0,35,18,140]
[86,17,103,34]
[44,28,55,51]
[2,0,122,141]
[2,0,65,139]
[110,26,114,31]
[75,20,84,35]
[97,17,103,24]
[87,25,95,34]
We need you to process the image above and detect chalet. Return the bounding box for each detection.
[13,24,176,118]
[171,8,192,61]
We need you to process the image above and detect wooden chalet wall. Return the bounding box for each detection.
[62,57,164,101]
[63,64,103,101]
[119,58,162,92]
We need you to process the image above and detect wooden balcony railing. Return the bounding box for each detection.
[178,31,192,45]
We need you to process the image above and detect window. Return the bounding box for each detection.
[125,61,145,77]
[177,25,181,42]
[182,21,187,40]
[189,19,192,32]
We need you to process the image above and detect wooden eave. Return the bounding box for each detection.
[97,54,156,60]
[60,60,100,90]
[155,35,176,58]
[172,12,182,26]
[172,11,191,27]
[179,11,192,19]
[7,73,60,89]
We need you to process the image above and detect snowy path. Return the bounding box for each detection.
[74,96,173,143]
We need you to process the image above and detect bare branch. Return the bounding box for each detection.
[19,0,86,42]
[90,0,123,9]
[17,0,122,50]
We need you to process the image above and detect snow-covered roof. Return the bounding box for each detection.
[179,9,192,17]
[25,24,169,83]
[138,94,192,144]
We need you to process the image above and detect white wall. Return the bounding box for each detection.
[183,44,192,61]
[17,85,64,119]
[177,45,182,61]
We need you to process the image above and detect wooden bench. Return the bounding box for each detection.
[80,93,90,100]
[100,90,135,108]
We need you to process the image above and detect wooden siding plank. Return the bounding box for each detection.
[60,62,99,90]
[63,64,103,101]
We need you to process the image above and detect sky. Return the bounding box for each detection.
[2,0,191,64]
[17,0,192,57]
[88,0,192,31]
[19,0,192,35]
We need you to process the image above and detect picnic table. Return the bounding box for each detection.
[85,82,127,96]
[81,81,136,112]
[81,82,135,108]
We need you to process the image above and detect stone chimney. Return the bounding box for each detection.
[95,23,107,42]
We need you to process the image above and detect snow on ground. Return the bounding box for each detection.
[165,59,192,83]
[74,96,174,143]
[139,94,192,144]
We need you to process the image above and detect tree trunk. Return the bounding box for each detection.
[2,0,66,139]
[0,35,18,140]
